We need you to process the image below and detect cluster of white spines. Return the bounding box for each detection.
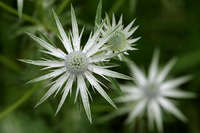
[101,14,141,59]
[21,6,131,123]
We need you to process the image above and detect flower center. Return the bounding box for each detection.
[143,83,160,99]
[108,31,127,51]
[65,52,88,74]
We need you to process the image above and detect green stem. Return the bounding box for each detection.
[109,0,125,14]
[0,1,38,24]
[56,0,72,15]
[0,1,56,32]
[0,84,39,119]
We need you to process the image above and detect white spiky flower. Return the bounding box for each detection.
[116,51,195,132]
[101,14,141,60]
[21,6,131,123]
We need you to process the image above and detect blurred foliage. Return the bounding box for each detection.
[0,0,200,133]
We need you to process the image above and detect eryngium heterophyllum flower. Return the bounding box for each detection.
[20,6,131,123]
[101,14,141,59]
[116,51,195,132]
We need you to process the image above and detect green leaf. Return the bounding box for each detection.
[56,0,72,15]
[0,1,56,32]
[0,84,39,120]
[129,0,138,14]
[109,0,125,14]
[13,25,43,38]
[173,50,200,73]
[0,55,22,72]
[17,0,23,18]
[94,0,102,31]
[97,106,131,123]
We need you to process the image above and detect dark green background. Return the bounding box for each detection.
[0,0,199,133]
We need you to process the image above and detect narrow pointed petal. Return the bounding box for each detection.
[157,58,176,83]
[35,84,58,107]
[151,101,163,132]
[118,14,123,25]
[28,68,66,83]
[83,22,104,53]
[77,75,92,122]
[52,10,73,53]
[124,19,136,32]
[147,101,155,130]
[88,52,117,63]
[160,76,191,90]
[116,94,142,103]
[161,90,195,98]
[35,73,67,107]
[85,72,116,108]
[89,65,132,80]
[54,73,70,96]
[126,25,139,38]
[86,25,120,57]
[112,14,116,27]
[126,99,147,123]
[56,75,74,114]
[128,37,141,44]
[74,87,79,103]
[120,84,141,93]
[149,50,159,82]
[158,98,187,122]
[126,60,147,86]
[27,33,66,59]
[20,59,65,68]
[105,13,111,27]
[71,6,80,51]
[79,27,85,41]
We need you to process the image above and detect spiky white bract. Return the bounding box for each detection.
[101,14,141,60]
[116,51,195,132]
[21,6,131,123]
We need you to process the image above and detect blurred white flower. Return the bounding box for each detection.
[21,6,131,123]
[116,50,195,132]
[101,14,141,60]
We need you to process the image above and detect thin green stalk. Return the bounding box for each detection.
[94,0,102,31]
[0,1,38,24]
[0,1,56,32]
[56,0,72,15]
[109,0,125,14]
[0,84,39,119]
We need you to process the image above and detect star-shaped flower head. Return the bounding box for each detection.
[101,14,141,60]
[116,50,195,132]
[21,6,131,123]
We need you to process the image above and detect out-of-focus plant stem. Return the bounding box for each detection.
[56,0,72,15]
[0,84,39,120]
[0,1,57,32]
[109,0,125,14]
[94,0,102,31]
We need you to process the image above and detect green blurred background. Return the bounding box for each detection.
[0,0,199,133]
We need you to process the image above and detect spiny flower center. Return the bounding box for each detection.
[65,52,88,74]
[108,31,127,51]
